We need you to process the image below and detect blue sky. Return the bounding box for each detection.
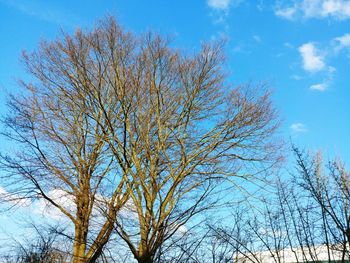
[0,0,349,207]
[1,0,349,164]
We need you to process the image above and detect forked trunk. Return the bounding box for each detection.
[137,253,154,263]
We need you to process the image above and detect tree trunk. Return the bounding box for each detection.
[73,242,87,263]
[72,222,88,263]
[137,254,153,263]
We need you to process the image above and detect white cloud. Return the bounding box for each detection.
[291,74,303,80]
[309,66,335,91]
[299,42,325,72]
[177,225,188,234]
[328,65,336,73]
[171,224,188,236]
[207,0,244,25]
[275,0,350,20]
[317,0,350,19]
[275,6,298,19]
[119,199,138,220]
[310,82,328,91]
[290,123,308,133]
[34,189,75,220]
[333,33,350,52]
[0,186,31,207]
[33,189,116,224]
[208,0,232,10]
[315,66,335,90]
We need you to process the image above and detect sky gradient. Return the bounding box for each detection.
[0,0,349,184]
[0,0,349,249]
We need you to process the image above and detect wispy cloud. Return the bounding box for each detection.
[310,82,328,91]
[309,65,335,91]
[291,74,303,80]
[333,33,350,53]
[275,6,297,20]
[253,35,262,43]
[275,0,350,21]
[0,0,78,27]
[207,0,244,24]
[290,123,308,133]
[0,186,31,207]
[256,0,266,11]
[303,0,350,19]
[284,42,294,49]
[299,42,326,73]
[208,0,232,10]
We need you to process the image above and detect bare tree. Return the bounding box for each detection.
[294,147,350,261]
[0,18,131,263]
[0,17,280,263]
[202,147,350,263]
[95,27,279,263]
[0,223,70,263]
